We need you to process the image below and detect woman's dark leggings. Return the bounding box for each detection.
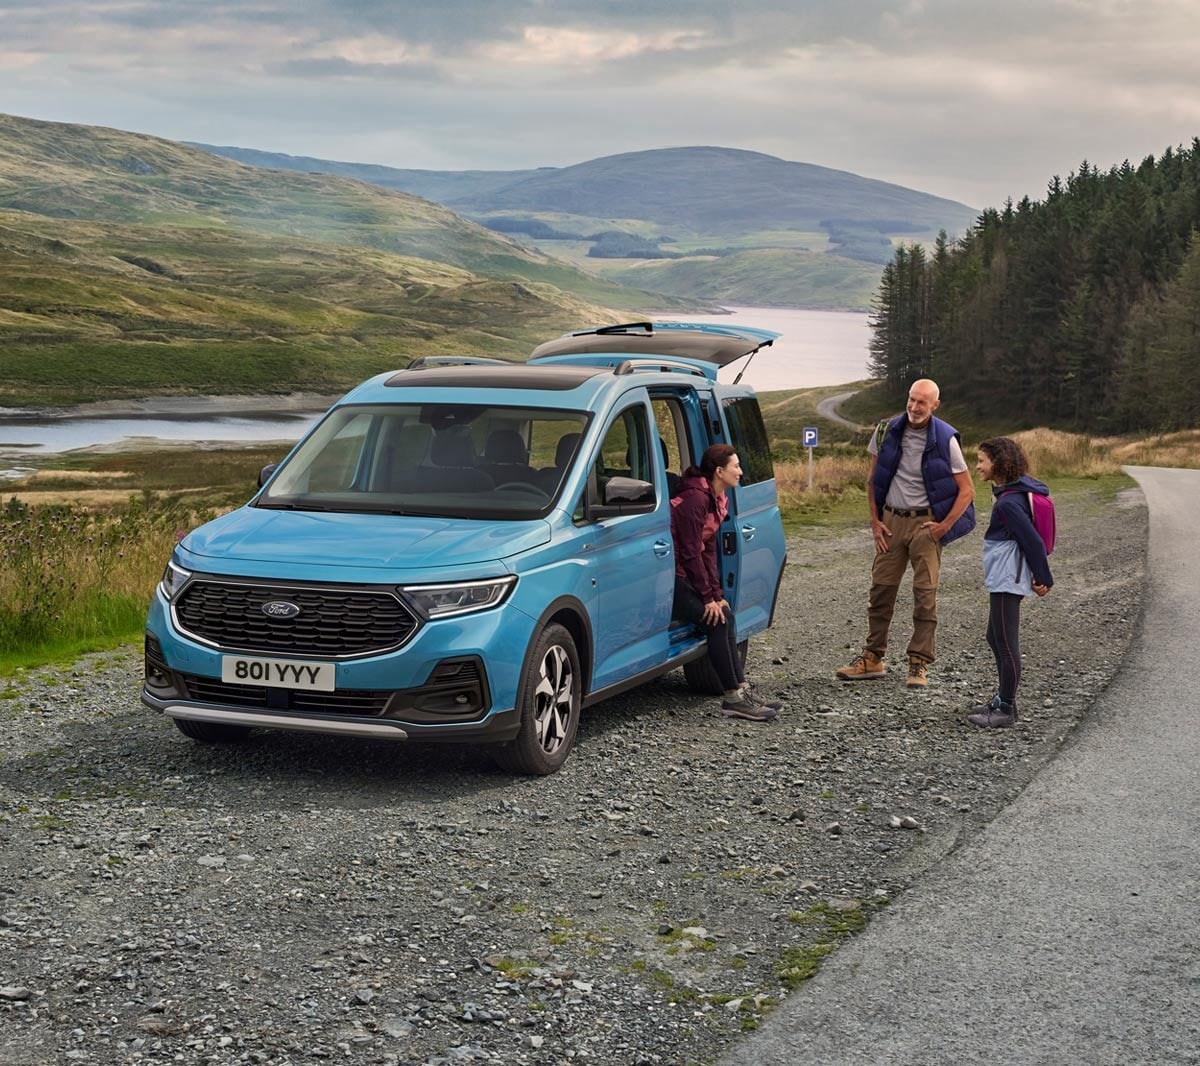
[986,592,1023,704]
[673,577,745,691]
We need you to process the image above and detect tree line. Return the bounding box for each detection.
[868,139,1200,433]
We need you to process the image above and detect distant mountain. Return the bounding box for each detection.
[190,143,544,204]
[451,147,979,238]
[194,142,979,309]
[196,143,978,243]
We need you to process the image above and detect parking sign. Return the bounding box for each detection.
[803,427,819,448]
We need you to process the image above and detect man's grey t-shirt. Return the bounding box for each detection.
[868,420,967,510]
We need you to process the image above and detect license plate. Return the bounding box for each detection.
[221,655,335,692]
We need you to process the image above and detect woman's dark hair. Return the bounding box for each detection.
[699,443,737,478]
[978,437,1029,484]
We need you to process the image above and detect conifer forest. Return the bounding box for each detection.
[868,139,1200,433]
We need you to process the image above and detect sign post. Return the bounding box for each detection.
[803,427,819,491]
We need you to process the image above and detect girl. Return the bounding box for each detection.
[969,437,1053,728]
[670,443,783,722]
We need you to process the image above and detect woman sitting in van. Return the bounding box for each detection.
[671,444,783,722]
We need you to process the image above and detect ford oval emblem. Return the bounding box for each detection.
[261,600,301,619]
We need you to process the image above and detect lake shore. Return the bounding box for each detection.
[0,391,343,422]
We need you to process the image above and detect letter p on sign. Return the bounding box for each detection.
[803,427,819,448]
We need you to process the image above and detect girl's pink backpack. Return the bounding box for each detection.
[1004,490,1056,554]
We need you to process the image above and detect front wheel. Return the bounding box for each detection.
[492,623,581,776]
[173,717,253,743]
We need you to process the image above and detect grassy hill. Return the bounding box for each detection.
[0,113,676,313]
[0,208,618,406]
[576,248,883,310]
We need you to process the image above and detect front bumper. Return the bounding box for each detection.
[143,635,521,743]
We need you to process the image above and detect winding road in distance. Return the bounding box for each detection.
[814,390,868,430]
[724,465,1200,1066]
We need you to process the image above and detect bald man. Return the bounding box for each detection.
[837,379,976,688]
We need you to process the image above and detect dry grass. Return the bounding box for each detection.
[772,448,868,516]
[1004,429,1123,478]
[1099,428,1200,470]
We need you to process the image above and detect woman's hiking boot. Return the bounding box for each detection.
[835,650,886,681]
[967,696,1018,729]
[720,690,779,722]
[740,683,784,713]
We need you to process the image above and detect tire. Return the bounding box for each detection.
[683,639,749,695]
[492,623,582,776]
[173,717,253,743]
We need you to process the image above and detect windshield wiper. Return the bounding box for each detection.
[256,500,334,512]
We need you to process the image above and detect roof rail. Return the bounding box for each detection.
[613,358,709,379]
[406,355,511,370]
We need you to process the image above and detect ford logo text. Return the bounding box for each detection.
[261,601,301,619]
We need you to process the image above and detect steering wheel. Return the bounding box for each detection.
[494,481,550,500]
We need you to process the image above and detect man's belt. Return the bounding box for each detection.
[884,505,931,518]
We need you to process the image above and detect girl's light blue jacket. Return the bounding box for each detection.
[982,476,1054,595]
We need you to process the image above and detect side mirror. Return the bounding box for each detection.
[587,476,656,520]
[258,463,280,488]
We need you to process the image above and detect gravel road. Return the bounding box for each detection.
[0,480,1146,1066]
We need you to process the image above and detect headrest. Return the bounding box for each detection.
[554,432,582,468]
[484,429,529,465]
[393,423,432,463]
[431,431,476,467]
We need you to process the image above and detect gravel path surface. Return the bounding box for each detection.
[0,481,1146,1066]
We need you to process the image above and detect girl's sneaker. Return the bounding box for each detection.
[967,697,1018,728]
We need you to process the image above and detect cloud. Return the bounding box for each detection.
[0,0,1197,206]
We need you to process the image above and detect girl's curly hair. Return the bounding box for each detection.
[978,436,1029,485]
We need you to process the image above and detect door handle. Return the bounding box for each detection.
[741,524,756,541]
[653,540,672,558]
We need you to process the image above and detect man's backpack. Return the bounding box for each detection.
[1002,490,1056,554]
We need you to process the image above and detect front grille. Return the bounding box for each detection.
[174,578,419,657]
[181,673,392,716]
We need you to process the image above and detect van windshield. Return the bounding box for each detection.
[256,403,588,519]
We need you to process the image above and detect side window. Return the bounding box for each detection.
[722,396,774,485]
[594,404,654,498]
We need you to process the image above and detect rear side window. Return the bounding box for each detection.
[722,396,774,485]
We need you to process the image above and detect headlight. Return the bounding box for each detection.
[402,576,517,619]
[158,561,192,602]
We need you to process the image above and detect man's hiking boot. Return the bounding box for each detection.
[720,691,780,722]
[835,651,886,681]
[740,683,784,713]
[967,696,1018,729]
[905,658,929,688]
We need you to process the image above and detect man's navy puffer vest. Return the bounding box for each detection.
[872,414,976,545]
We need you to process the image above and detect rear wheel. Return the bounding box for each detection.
[492,623,581,776]
[683,639,749,695]
[173,717,253,743]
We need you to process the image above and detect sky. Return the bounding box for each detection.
[1,0,1198,210]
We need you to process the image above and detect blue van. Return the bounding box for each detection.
[142,322,788,774]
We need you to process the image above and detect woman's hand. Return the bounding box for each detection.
[702,599,726,626]
[1032,582,1051,597]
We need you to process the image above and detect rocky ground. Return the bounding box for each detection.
[0,481,1146,1066]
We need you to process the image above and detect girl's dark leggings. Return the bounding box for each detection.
[673,577,745,692]
[986,591,1023,703]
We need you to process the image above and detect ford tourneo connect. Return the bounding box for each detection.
[142,322,788,774]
